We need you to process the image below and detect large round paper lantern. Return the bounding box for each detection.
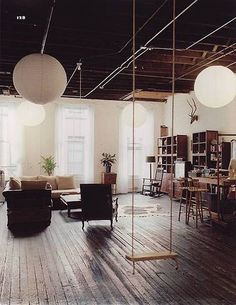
[17,101,45,126]
[123,103,147,127]
[13,53,67,104]
[194,66,236,108]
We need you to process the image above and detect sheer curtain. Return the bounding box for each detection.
[117,104,155,193]
[0,101,23,178]
[55,103,94,186]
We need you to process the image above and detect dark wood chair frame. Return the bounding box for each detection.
[80,184,118,230]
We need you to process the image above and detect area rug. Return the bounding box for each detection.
[118,203,164,217]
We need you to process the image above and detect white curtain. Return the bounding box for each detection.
[0,102,23,178]
[117,104,155,193]
[55,103,94,186]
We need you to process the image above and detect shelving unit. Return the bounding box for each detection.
[157,135,188,173]
[192,130,218,168]
[217,141,231,169]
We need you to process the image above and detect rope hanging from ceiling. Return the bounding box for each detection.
[125,0,178,274]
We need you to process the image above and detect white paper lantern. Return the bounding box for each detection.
[13,53,67,104]
[17,101,45,126]
[194,66,236,108]
[123,103,147,127]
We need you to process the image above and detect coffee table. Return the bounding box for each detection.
[60,194,81,217]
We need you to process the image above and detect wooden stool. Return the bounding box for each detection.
[186,187,208,228]
[178,178,189,223]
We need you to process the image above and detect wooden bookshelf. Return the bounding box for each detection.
[157,135,188,173]
[192,130,218,168]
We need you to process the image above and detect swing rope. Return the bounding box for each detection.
[126,0,178,272]
[170,0,176,254]
[131,0,136,275]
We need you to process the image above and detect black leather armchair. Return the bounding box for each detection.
[3,183,52,230]
[80,184,118,229]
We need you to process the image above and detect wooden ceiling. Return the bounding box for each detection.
[1,0,236,101]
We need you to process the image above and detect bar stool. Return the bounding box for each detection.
[186,185,208,228]
[178,178,189,223]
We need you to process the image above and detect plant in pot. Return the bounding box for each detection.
[100,153,116,173]
[40,155,57,176]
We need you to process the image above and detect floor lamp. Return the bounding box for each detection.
[146,156,156,180]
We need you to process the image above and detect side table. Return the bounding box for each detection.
[60,194,81,217]
[101,172,117,194]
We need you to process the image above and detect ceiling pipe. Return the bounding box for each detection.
[100,14,236,90]
[41,0,56,54]
[186,16,236,50]
[84,0,198,97]
[144,0,198,47]
[174,42,236,82]
[83,47,147,97]
[100,48,149,89]
[118,0,169,53]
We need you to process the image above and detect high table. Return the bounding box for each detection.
[197,176,227,186]
[197,176,236,195]
[196,176,236,224]
[197,176,225,193]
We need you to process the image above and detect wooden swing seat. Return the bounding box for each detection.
[126,251,178,262]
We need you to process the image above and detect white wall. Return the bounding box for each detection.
[163,93,236,160]
[2,93,236,177]
[0,96,164,182]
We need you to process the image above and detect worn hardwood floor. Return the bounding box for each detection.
[0,194,236,305]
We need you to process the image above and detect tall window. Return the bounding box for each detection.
[127,137,143,178]
[55,104,94,185]
[0,102,22,178]
[118,104,155,193]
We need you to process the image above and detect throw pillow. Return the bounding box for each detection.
[38,175,57,190]
[21,180,47,190]
[56,175,75,190]
[9,177,21,190]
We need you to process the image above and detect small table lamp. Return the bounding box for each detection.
[146,156,156,179]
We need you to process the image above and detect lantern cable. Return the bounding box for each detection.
[41,0,56,54]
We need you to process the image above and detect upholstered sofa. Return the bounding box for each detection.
[7,175,80,209]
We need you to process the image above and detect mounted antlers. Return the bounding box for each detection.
[187,97,198,124]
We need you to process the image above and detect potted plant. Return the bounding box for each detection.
[100,153,116,173]
[40,155,57,176]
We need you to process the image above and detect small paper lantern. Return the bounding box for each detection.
[123,103,147,127]
[17,101,45,126]
[194,66,236,108]
[13,53,67,104]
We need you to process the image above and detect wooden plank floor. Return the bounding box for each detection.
[0,194,236,305]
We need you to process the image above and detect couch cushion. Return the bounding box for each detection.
[21,180,47,190]
[51,189,80,199]
[56,175,75,190]
[9,177,21,190]
[38,175,57,190]
[20,176,38,181]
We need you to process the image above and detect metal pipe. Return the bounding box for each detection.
[174,42,236,82]
[100,48,148,89]
[84,48,146,97]
[119,0,169,53]
[186,16,236,50]
[144,0,198,47]
[41,0,56,54]
[84,0,198,97]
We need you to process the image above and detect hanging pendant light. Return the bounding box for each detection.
[194,65,236,108]
[17,101,45,126]
[123,103,147,127]
[13,53,67,105]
